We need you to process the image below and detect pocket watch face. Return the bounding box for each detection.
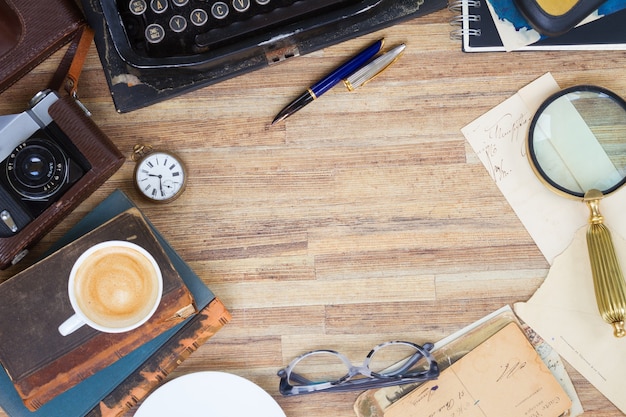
[134,151,186,203]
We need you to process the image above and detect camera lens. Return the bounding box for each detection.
[6,136,69,199]
[21,153,49,182]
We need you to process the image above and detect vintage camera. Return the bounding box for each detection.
[0,90,124,268]
[0,90,89,238]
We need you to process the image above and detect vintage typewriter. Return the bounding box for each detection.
[83,0,446,111]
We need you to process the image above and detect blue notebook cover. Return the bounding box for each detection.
[456,0,626,51]
[0,189,214,417]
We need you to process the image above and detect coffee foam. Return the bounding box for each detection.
[74,245,160,329]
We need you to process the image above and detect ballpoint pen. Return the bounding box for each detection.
[271,38,385,125]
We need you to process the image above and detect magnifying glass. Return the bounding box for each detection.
[528,85,626,338]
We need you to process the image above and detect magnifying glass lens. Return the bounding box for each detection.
[529,87,626,197]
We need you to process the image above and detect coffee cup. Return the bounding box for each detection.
[58,240,163,336]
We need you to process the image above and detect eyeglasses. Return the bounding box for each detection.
[277,341,439,395]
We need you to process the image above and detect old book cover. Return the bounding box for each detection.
[0,207,196,410]
[87,297,231,417]
[0,189,227,417]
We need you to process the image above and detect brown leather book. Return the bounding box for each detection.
[87,297,231,417]
[0,208,196,410]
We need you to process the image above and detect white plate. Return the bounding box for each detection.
[135,371,286,416]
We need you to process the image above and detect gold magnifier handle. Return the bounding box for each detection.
[584,189,626,338]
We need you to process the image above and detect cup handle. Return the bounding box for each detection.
[58,314,85,336]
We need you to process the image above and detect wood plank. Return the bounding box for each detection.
[1,7,624,416]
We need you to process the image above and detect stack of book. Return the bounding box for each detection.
[0,190,230,417]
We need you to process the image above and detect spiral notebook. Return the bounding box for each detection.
[450,0,626,52]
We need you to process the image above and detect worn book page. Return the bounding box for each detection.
[383,323,571,417]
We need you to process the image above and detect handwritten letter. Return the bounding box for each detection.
[383,323,571,417]
[462,73,588,264]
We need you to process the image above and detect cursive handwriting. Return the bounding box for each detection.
[481,113,529,183]
[408,386,440,406]
[409,388,473,417]
[482,144,511,182]
[476,111,531,183]
[427,395,474,417]
[427,398,455,417]
[496,359,527,382]
[485,112,530,157]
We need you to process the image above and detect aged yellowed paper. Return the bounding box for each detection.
[383,322,571,417]
[515,225,626,414]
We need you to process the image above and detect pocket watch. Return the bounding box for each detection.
[131,144,187,203]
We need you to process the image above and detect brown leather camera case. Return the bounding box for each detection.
[0,95,125,269]
[0,0,85,92]
[0,1,125,268]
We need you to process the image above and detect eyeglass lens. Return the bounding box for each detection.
[367,342,431,375]
[288,351,350,385]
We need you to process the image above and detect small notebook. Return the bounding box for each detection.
[450,0,626,52]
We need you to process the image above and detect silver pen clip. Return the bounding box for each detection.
[343,43,406,91]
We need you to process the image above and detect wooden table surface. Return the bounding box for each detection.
[1,6,626,417]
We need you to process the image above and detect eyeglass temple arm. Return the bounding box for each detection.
[321,375,438,393]
[281,369,440,395]
[319,359,441,393]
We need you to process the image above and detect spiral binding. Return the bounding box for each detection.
[448,0,481,41]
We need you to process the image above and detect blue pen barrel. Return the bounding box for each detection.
[310,39,383,97]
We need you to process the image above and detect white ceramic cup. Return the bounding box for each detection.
[58,240,163,336]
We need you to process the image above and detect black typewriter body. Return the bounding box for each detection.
[84,0,447,111]
[105,0,380,68]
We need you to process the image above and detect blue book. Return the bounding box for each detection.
[0,189,229,417]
